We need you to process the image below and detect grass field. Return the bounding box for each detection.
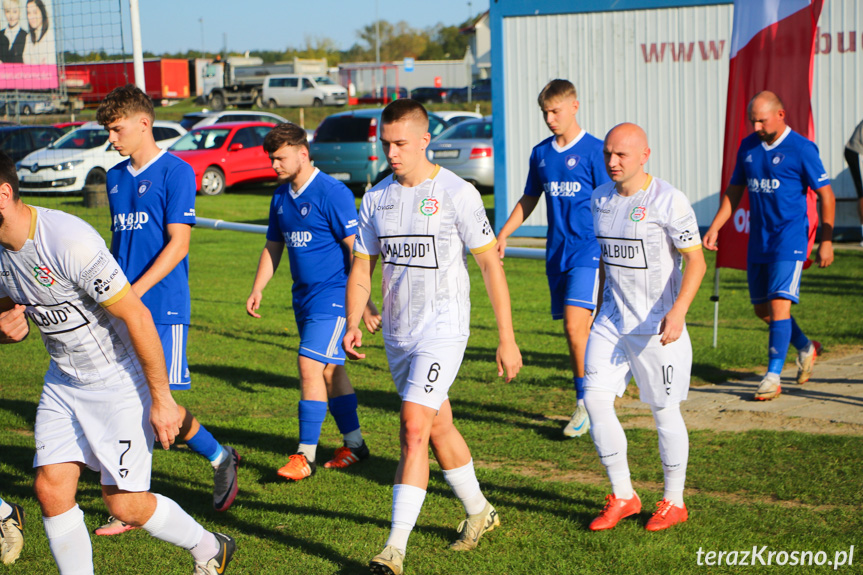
[2,191,862,574]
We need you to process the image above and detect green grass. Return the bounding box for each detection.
[3,191,863,574]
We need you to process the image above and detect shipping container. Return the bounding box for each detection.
[491,0,863,235]
[64,58,190,105]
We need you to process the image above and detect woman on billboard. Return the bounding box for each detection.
[22,0,54,66]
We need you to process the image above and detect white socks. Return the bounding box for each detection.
[43,504,93,575]
[0,499,11,518]
[343,428,364,449]
[142,493,217,562]
[385,484,427,554]
[297,443,318,462]
[651,403,689,507]
[211,446,229,468]
[584,390,634,499]
[442,459,488,516]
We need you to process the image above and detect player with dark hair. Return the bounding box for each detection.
[246,122,379,481]
[92,85,240,537]
[703,91,835,401]
[345,99,522,575]
[0,149,236,574]
[497,79,609,438]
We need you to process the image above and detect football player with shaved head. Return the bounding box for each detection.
[344,99,522,575]
[703,91,836,401]
[585,122,706,532]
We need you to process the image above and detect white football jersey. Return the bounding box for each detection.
[0,206,142,386]
[591,175,701,335]
[354,166,496,341]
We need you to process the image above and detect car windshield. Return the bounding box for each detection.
[180,115,207,131]
[438,121,492,141]
[314,76,335,85]
[50,128,109,150]
[314,116,373,143]
[170,129,231,151]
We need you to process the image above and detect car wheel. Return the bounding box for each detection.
[200,167,225,196]
[312,98,323,108]
[268,99,278,110]
[253,91,263,109]
[22,105,31,115]
[84,168,106,186]
[210,92,226,111]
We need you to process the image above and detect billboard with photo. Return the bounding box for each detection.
[0,0,58,89]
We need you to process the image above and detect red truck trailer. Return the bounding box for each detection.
[64,58,190,105]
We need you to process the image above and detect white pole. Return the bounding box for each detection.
[129,0,146,92]
[711,267,720,348]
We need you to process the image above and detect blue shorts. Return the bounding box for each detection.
[747,260,804,305]
[297,314,346,365]
[548,267,600,319]
[156,324,191,391]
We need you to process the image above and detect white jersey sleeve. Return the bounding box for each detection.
[353,191,381,260]
[664,188,702,253]
[455,186,496,254]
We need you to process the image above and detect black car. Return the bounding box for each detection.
[449,78,492,103]
[409,86,452,104]
[0,125,64,163]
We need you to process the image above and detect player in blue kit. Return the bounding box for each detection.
[94,86,240,536]
[704,91,835,401]
[497,79,609,437]
[246,122,380,481]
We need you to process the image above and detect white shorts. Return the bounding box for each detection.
[384,337,468,410]
[34,372,154,492]
[584,320,691,408]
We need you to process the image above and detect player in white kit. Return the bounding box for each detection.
[343,100,522,575]
[585,124,706,532]
[0,152,235,574]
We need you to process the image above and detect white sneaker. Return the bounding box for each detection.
[450,502,500,551]
[0,503,24,565]
[369,545,404,575]
[563,404,590,437]
[755,373,781,401]
[795,341,821,385]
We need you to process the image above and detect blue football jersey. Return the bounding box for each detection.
[730,128,829,263]
[524,131,609,273]
[108,150,196,324]
[266,169,359,321]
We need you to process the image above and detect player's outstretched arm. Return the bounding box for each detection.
[814,184,835,268]
[344,255,377,360]
[473,247,522,382]
[105,288,181,450]
[0,301,29,343]
[659,247,707,346]
[703,184,745,251]
[130,223,192,298]
[496,194,540,261]
[246,240,284,318]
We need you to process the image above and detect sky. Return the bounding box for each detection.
[131,0,489,55]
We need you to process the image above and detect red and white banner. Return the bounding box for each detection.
[717,0,824,270]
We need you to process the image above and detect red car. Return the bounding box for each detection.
[169,121,277,195]
[54,121,87,134]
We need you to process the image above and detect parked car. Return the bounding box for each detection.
[310,108,447,189]
[449,78,492,102]
[54,121,87,134]
[433,111,483,126]
[169,121,277,195]
[179,110,287,131]
[262,75,348,108]
[426,117,493,190]
[16,121,185,193]
[356,86,409,105]
[0,99,55,116]
[409,86,453,104]
[0,125,64,163]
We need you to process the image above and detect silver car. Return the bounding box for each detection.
[426,117,493,190]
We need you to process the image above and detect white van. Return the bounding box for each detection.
[262,75,348,108]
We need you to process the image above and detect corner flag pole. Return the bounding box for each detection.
[711,267,720,348]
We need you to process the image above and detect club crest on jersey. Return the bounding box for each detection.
[109,185,119,195]
[565,154,580,170]
[136,180,153,197]
[33,265,55,287]
[299,203,312,218]
[419,198,439,216]
[771,153,785,165]
[630,206,647,222]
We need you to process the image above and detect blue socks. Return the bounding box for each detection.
[185,425,224,462]
[768,318,792,375]
[298,400,328,446]
[329,394,360,435]
[574,377,585,401]
[789,316,810,351]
